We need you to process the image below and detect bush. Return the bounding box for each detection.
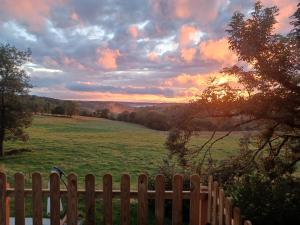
[227,173,300,225]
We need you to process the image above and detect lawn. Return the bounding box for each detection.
[1,115,241,187]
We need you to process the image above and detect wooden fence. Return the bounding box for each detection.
[0,172,252,225]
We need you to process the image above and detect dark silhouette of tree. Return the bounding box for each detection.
[0,43,32,157]
[166,2,300,175]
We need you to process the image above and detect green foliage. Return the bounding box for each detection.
[0,43,32,156]
[227,172,300,225]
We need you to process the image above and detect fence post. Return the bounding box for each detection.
[218,189,225,225]
[190,174,200,225]
[67,173,78,225]
[121,174,130,225]
[15,173,25,225]
[103,174,113,225]
[32,173,43,225]
[138,174,148,225]
[172,175,183,225]
[207,176,213,223]
[155,175,164,225]
[0,173,7,225]
[85,174,95,225]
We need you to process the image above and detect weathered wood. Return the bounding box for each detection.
[85,174,95,225]
[200,197,208,225]
[212,181,219,225]
[233,207,241,225]
[0,173,7,225]
[32,173,43,225]
[190,174,200,225]
[225,198,232,225]
[120,174,130,225]
[50,173,60,225]
[172,174,183,225]
[138,174,148,225]
[15,173,25,225]
[6,188,208,199]
[218,189,225,225]
[67,174,78,225]
[207,175,213,223]
[103,174,113,225]
[155,175,165,225]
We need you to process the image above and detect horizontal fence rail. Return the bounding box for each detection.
[0,173,252,225]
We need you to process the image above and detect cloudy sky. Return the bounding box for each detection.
[0,0,298,102]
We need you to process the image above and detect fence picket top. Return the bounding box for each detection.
[155,174,165,225]
[233,207,241,225]
[138,174,148,225]
[103,173,113,225]
[32,172,43,225]
[67,173,78,225]
[190,174,200,225]
[172,174,183,225]
[218,188,225,225]
[85,173,95,225]
[49,172,60,225]
[207,175,213,223]
[14,173,25,225]
[121,174,130,225]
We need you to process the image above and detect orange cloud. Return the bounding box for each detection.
[1,0,65,31]
[180,48,196,62]
[147,52,158,61]
[97,48,121,70]
[199,38,237,66]
[179,25,199,47]
[62,56,90,71]
[128,25,139,38]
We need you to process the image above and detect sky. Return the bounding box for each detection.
[0,0,298,103]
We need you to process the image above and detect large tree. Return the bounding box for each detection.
[0,43,32,157]
[166,2,300,176]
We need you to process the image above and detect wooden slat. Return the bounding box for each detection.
[67,174,78,225]
[6,188,208,199]
[120,174,130,225]
[14,173,25,225]
[32,173,43,225]
[138,174,148,225]
[200,197,208,225]
[103,174,112,225]
[155,175,165,225]
[225,198,232,225]
[244,220,252,225]
[218,189,225,225]
[0,173,7,225]
[172,174,183,225]
[212,181,219,225]
[233,207,241,225]
[190,174,200,225]
[207,175,213,223]
[85,174,95,225]
[50,173,60,225]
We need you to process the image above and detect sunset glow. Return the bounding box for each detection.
[0,0,297,102]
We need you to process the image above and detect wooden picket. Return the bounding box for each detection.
[0,172,252,225]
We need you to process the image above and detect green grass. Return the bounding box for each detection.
[1,115,241,187]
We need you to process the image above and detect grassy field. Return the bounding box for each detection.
[1,115,241,187]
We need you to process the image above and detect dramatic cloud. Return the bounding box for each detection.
[0,0,296,102]
[96,48,121,70]
[199,38,237,66]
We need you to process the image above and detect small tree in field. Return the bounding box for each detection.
[0,43,32,157]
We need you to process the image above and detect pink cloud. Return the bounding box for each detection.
[180,48,196,62]
[147,52,158,61]
[62,56,90,71]
[179,25,199,47]
[128,25,139,38]
[70,12,80,21]
[96,48,121,70]
[261,0,298,33]
[199,38,237,66]
[1,0,65,31]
